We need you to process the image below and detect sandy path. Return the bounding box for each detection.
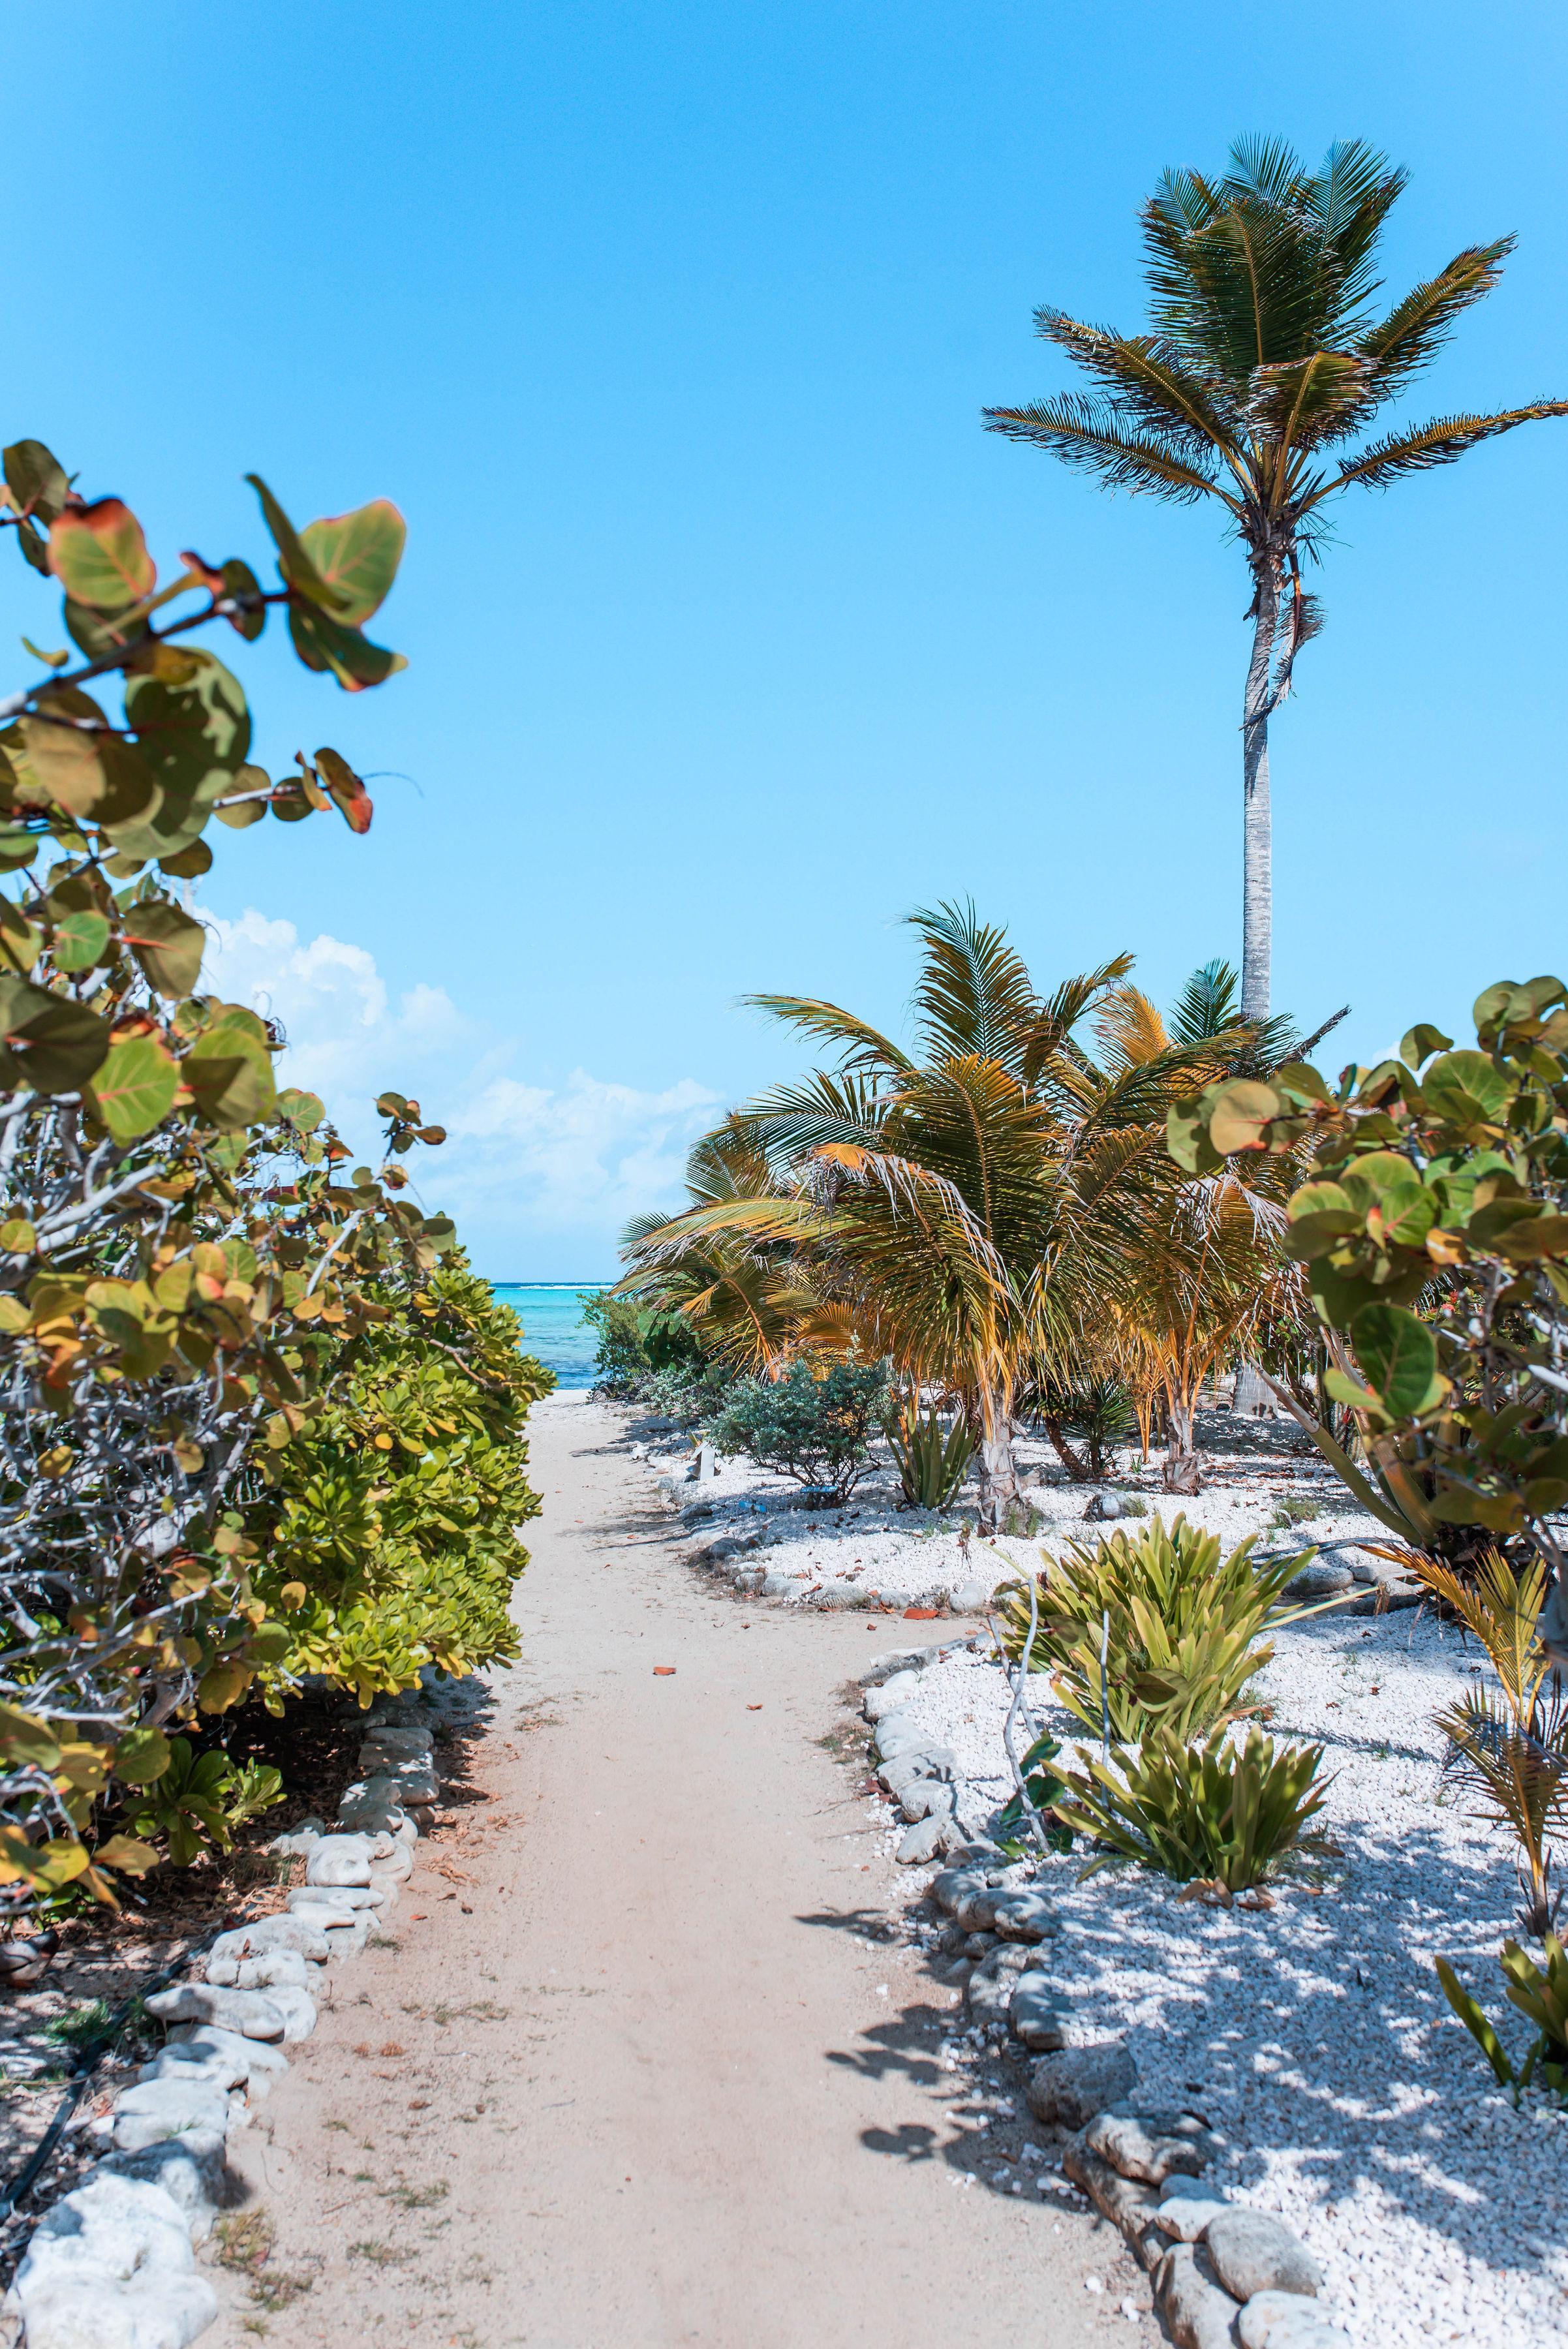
[211,1393,1137,2348]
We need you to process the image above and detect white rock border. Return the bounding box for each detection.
[3,1685,455,2349]
[865,1645,1353,2349]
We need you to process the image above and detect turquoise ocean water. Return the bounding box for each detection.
[491,1283,605,1389]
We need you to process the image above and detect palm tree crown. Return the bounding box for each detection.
[985,138,1568,1018]
[621,904,1268,1520]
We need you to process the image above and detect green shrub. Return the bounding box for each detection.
[997,1730,1075,1855]
[581,1290,701,1397]
[713,1360,889,1501]
[994,1514,1314,1745]
[1057,1724,1331,1890]
[886,1400,975,1508]
[630,1360,737,1428]
[245,1254,552,1705]
[1034,1377,1136,1481]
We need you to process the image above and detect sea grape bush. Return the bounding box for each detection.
[0,432,540,1914]
[582,1287,702,1398]
[1169,978,1568,1646]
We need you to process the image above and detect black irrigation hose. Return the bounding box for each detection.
[0,1927,223,2228]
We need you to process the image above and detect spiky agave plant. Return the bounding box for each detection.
[992,1513,1325,1745]
[1056,1723,1332,1893]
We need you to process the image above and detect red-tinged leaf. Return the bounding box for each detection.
[121,902,207,999]
[87,1034,180,1141]
[3,439,69,525]
[245,475,345,609]
[48,497,156,612]
[313,746,373,833]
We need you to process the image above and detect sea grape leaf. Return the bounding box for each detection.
[313,746,373,832]
[244,475,348,611]
[1349,1302,1443,1419]
[48,497,156,611]
[3,439,69,525]
[300,500,405,626]
[87,1034,181,1141]
[183,1019,276,1128]
[287,601,405,692]
[51,910,110,972]
[0,975,111,1092]
[121,902,207,999]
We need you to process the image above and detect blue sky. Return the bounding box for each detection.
[5,3,1567,1274]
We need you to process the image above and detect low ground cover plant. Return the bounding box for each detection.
[1056,1723,1332,1894]
[994,1514,1315,1745]
[713,1359,888,1502]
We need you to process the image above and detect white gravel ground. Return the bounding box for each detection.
[628,1401,1568,2342]
[889,1618,1568,2348]
[632,1408,1387,1608]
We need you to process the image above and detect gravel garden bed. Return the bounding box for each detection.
[860,1615,1568,2348]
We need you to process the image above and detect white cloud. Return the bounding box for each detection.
[446,1071,720,1234]
[197,906,718,1272]
[200,909,465,1106]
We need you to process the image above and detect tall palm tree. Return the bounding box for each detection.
[623,905,1252,1522]
[984,138,1568,1018]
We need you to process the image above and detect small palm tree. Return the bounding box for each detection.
[985,138,1568,1018]
[623,905,1253,1523]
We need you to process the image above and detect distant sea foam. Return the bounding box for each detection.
[489,1283,606,1389]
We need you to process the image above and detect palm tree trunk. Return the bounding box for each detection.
[975,1383,1021,1529]
[1161,1392,1201,1494]
[1240,568,1278,1022]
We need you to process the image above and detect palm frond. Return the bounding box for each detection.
[1169,959,1240,1045]
[1300,141,1406,333]
[1245,350,1381,461]
[905,900,1040,1070]
[1145,162,1323,378]
[1323,401,1568,496]
[1032,313,1246,462]
[981,393,1229,506]
[744,993,912,1076]
[1223,136,1307,209]
[1092,987,1170,1076]
[1020,953,1137,1084]
[1355,241,1514,397]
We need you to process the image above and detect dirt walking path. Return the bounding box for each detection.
[212,1393,1141,2348]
